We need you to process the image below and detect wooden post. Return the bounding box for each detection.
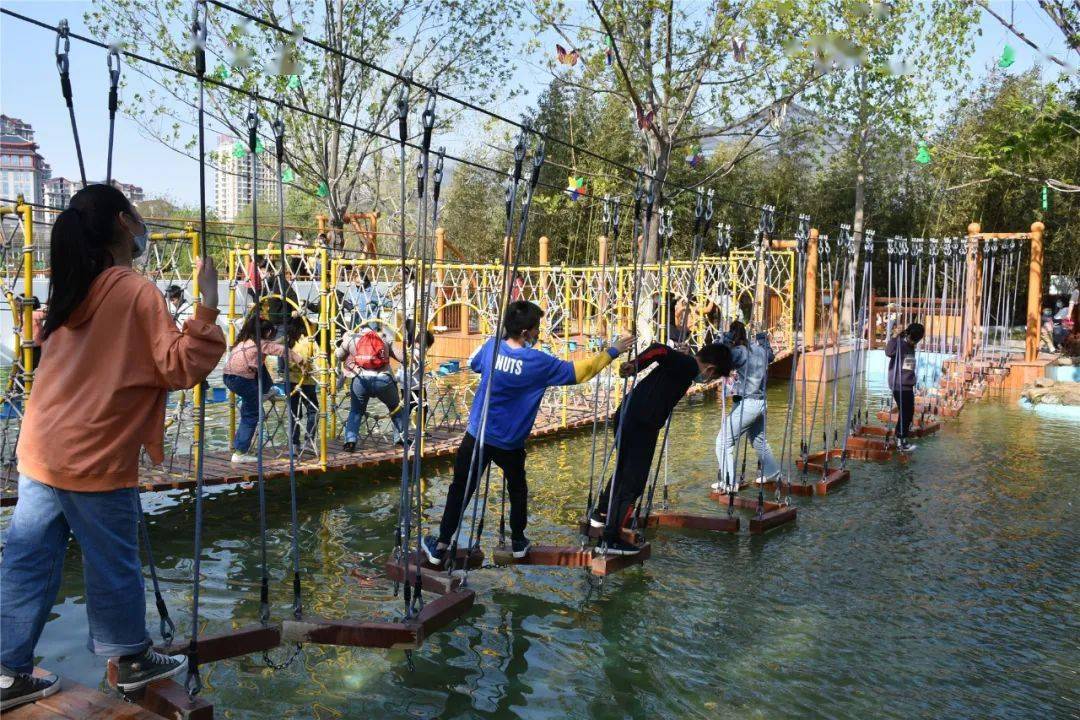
[1026,221,1044,361]
[805,228,819,349]
[435,227,446,327]
[538,236,550,315]
[962,222,981,358]
[830,280,840,344]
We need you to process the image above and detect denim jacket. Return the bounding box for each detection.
[729,333,774,400]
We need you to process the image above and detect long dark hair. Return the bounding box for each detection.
[728,319,749,347]
[43,184,132,338]
[236,308,276,344]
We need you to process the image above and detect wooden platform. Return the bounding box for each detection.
[6,670,209,720]
[644,510,740,533]
[490,542,652,576]
[764,467,850,496]
[857,419,941,439]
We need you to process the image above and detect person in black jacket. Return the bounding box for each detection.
[590,342,733,555]
[885,322,924,451]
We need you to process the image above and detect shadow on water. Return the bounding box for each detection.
[2,380,1078,719]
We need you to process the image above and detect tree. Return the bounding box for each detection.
[799,0,979,329]
[87,0,522,246]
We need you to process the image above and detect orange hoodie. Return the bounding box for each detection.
[18,267,226,491]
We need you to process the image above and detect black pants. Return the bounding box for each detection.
[438,432,528,544]
[893,388,915,439]
[289,384,319,447]
[596,420,659,542]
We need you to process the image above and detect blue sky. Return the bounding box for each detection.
[1,0,1074,207]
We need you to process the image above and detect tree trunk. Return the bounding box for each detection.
[841,154,865,333]
[644,136,670,262]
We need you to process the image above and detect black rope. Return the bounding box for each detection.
[106,46,121,183]
[54,19,86,187]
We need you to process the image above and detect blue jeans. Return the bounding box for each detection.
[715,397,780,484]
[1,474,151,673]
[344,373,407,444]
[224,369,271,453]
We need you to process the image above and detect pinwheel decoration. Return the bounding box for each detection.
[686,145,705,168]
[565,176,588,201]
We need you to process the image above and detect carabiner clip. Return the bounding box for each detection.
[107,46,122,88]
[55,19,71,74]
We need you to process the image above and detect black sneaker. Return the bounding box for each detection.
[898,439,917,452]
[598,539,641,556]
[343,440,356,452]
[511,537,531,559]
[588,510,606,529]
[421,535,445,566]
[110,648,187,693]
[1,668,60,711]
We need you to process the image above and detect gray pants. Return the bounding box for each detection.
[715,397,780,486]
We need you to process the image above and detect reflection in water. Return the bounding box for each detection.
[1,382,1077,719]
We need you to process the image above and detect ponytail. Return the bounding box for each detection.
[43,184,132,338]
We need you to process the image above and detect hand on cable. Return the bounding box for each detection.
[611,333,635,355]
[619,361,636,378]
[197,256,218,309]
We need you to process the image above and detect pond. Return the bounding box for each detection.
[4,381,1077,719]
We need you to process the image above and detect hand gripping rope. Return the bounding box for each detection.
[55,19,87,187]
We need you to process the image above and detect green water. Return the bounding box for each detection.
[3,383,1078,719]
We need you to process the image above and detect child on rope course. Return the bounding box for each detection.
[885,321,924,451]
[223,310,302,464]
[590,341,733,555]
[711,320,779,492]
[423,300,633,564]
[1,185,226,711]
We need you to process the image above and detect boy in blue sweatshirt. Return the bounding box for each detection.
[424,301,632,563]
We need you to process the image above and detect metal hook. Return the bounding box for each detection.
[56,19,71,73]
[433,147,445,185]
[108,46,122,87]
[705,189,715,222]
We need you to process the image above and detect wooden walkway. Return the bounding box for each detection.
[4,672,208,720]
[0,403,623,506]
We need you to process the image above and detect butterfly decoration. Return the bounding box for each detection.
[254,137,266,154]
[287,73,301,89]
[732,36,748,63]
[282,167,295,183]
[915,141,931,165]
[316,181,329,198]
[686,145,705,168]
[998,44,1016,69]
[605,35,614,66]
[556,44,580,66]
[636,106,655,131]
[214,64,230,80]
[232,140,247,159]
[565,176,588,201]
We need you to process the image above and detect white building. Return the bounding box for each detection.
[0,115,50,208]
[214,134,278,222]
[44,177,144,210]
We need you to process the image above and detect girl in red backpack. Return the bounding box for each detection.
[223,310,301,463]
[336,326,408,451]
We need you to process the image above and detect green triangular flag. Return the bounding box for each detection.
[998,44,1016,69]
[232,140,246,158]
[282,167,294,183]
[915,141,931,165]
[214,64,230,80]
[316,181,329,198]
[287,74,301,89]
[254,137,265,154]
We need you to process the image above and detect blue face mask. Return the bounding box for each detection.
[132,229,149,258]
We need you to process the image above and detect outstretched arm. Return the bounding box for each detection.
[619,342,673,377]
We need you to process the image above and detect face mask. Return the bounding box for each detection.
[126,215,149,258]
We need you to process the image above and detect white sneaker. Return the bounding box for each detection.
[753,473,780,485]
[231,452,258,463]
[710,481,737,492]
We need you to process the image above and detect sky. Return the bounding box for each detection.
[1,0,1075,208]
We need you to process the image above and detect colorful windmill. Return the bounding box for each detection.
[565,175,587,201]
[686,145,705,168]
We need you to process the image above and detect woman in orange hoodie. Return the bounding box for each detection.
[0,185,226,711]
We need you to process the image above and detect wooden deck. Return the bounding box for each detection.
[0,397,688,506]
[5,671,208,720]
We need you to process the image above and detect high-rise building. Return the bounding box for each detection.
[44,177,145,210]
[0,115,50,208]
[214,134,278,222]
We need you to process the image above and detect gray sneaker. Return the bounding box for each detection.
[1,667,61,711]
[109,648,188,693]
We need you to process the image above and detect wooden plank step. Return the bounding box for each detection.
[491,545,593,568]
[280,616,419,650]
[644,510,739,533]
[590,543,651,576]
[382,560,461,596]
[5,669,185,720]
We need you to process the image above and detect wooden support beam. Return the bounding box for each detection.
[644,510,739,533]
[414,588,476,637]
[158,624,282,664]
[748,504,798,534]
[491,545,593,568]
[590,543,651,575]
[382,560,461,596]
[1026,221,1044,361]
[281,617,419,650]
[138,680,214,720]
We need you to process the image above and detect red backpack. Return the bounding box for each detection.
[351,330,389,371]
